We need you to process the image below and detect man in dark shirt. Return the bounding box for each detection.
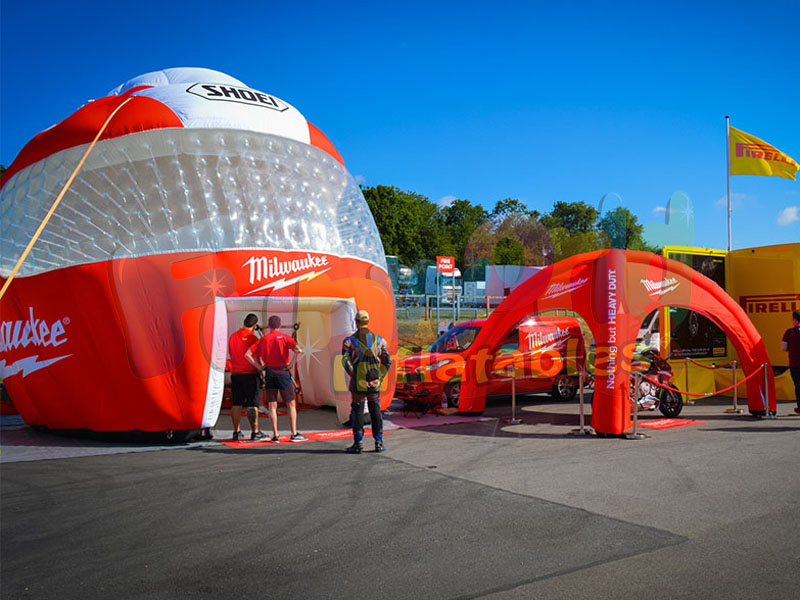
[781,310,800,415]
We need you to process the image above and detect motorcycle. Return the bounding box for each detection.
[630,349,683,417]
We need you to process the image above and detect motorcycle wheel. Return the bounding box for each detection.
[658,388,683,417]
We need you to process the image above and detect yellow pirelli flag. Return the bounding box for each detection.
[729,126,798,180]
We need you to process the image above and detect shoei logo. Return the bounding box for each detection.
[187,84,289,111]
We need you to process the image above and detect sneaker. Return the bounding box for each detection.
[375,441,385,453]
[258,407,269,415]
[232,431,243,441]
[251,431,267,442]
[346,443,363,454]
[290,433,308,443]
[270,435,280,443]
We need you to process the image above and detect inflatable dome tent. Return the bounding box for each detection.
[0,67,396,439]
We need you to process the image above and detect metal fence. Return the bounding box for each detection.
[393,294,502,321]
[394,294,575,323]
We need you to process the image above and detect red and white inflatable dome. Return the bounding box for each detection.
[0,67,396,439]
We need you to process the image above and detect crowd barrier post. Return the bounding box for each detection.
[724,360,743,414]
[569,370,593,436]
[504,364,522,424]
[763,363,775,419]
[684,357,694,405]
[626,373,647,440]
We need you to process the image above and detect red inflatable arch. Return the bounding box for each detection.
[459,249,775,435]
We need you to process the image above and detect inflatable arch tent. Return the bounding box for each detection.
[458,249,775,435]
[0,68,396,439]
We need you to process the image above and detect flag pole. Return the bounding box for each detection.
[725,115,732,251]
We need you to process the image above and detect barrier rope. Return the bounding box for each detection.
[0,97,133,302]
[686,357,734,370]
[639,363,765,398]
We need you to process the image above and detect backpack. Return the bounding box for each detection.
[350,331,383,393]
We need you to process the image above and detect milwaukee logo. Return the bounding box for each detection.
[740,294,800,314]
[542,278,588,300]
[0,308,71,379]
[641,277,679,297]
[243,254,332,294]
[526,327,572,351]
[0,354,72,379]
[736,143,797,166]
[0,308,68,352]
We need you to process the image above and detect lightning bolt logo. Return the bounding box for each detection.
[0,354,72,379]
[245,268,331,295]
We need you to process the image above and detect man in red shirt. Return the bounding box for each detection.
[781,310,800,415]
[228,314,268,441]
[246,315,307,442]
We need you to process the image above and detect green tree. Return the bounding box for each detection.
[361,185,444,266]
[439,199,489,270]
[548,227,609,262]
[540,201,598,234]
[490,197,540,221]
[494,238,525,265]
[597,206,658,251]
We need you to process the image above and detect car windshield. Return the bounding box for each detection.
[426,326,481,353]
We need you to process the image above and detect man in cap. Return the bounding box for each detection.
[341,309,392,453]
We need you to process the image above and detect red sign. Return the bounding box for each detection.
[436,256,455,275]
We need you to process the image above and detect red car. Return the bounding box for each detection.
[395,316,586,408]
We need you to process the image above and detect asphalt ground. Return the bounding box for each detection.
[1,393,799,599]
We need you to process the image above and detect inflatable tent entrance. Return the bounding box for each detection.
[0,68,397,440]
[217,297,360,424]
[458,249,775,435]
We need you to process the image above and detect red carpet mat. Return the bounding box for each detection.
[218,428,389,448]
[638,418,707,430]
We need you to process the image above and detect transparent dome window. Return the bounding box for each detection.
[0,129,387,277]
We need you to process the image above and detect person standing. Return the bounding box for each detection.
[246,315,307,442]
[341,309,392,453]
[781,310,800,415]
[228,314,267,441]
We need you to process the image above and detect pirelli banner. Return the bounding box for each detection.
[728,243,800,368]
[664,243,800,367]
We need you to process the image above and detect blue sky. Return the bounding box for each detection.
[2,0,798,251]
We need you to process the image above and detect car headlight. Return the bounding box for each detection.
[415,359,453,372]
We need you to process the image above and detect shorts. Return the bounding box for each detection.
[231,373,259,407]
[265,367,294,401]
